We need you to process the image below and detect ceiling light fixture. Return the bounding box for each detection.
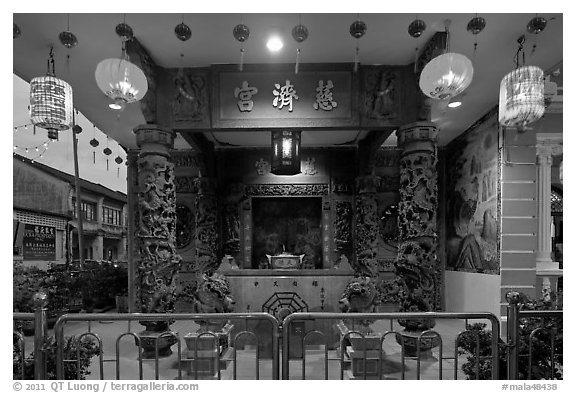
[447,99,462,108]
[94,19,148,111]
[266,36,284,52]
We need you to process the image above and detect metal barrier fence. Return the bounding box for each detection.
[281,311,500,380]
[506,293,563,380]
[53,312,280,380]
[13,292,563,380]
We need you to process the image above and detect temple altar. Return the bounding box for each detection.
[224,268,355,318]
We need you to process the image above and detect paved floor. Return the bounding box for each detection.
[19,312,493,380]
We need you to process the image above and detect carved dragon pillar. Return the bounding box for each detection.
[354,175,382,277]
[395,122,441,323]
[133,125,181,343]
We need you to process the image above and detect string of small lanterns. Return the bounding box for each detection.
[13,139,52,162]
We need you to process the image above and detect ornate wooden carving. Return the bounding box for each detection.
[354,175,382,278]
[244,184,329,197]
[126,38,158,124]
[174,176,199,193]
[172,68,210,125]
[395,122,441,322]
[171,151,202,168]
[222,183,244,256]
[193,178,219,276]
[331,177,354,194]
[415,32,448,74]
[175,203,194,250]
[334,200,353,253]
[363,68,401,120]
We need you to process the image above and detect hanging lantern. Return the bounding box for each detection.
[115,22,134,41]
[103,147,112,156]
[89,138,100,147]
[527,16,547,34]
[349,20,367,39]
[95,21,147,111]
[271,130,301,176]
[498,65,545,128]
[175,22,192,41]
[419,53,474,100]
[95,58,148,110]
[349,19,367,73]
[292,24,309,43]
[59,31,78,49]
[115,156,123,165]
[30,75,73,140]
[233,24,250,42]
[467,16,486,35]
[408,19,426,38]
[233,23,250,72]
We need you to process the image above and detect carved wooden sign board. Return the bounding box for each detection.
[212,64,357,129]
[155,63,421,131]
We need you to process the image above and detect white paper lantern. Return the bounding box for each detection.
[419,53,474,100]
[29,75,73,138]
[498,65,545,127]
[95,58,148,110]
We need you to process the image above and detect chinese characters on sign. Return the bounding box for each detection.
[273,80,299,112]
[23,224,56,261]
[231,76,343,116]
[313,80,337,111]
[234,81,258,112]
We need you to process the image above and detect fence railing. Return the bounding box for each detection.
[53,312,280,380]
[281,311,500,380]
[506,292,563,380]
[13,292,563,380]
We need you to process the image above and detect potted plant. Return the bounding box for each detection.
[13,334,100,380]
[458,291,563,380]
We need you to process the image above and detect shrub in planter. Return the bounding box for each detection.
[13,334,100,380]
[458,292,563,380]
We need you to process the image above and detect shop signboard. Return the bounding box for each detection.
[23,224,56,261]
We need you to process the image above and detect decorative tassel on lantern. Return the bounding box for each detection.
[349,18,367,73]
[292,20,308,75]
[233,22,250,72]
[408,18,426,73]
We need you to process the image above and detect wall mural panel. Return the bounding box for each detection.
[445,115,499,274]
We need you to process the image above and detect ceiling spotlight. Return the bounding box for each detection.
[448,99,462,108]
[266,36,283,52]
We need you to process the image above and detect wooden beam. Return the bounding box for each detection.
[178,131,216,177]
[126,37,160,124]
[415,31,448,74]
[357,129,395,175]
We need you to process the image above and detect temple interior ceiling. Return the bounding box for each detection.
[13,13,563,149]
